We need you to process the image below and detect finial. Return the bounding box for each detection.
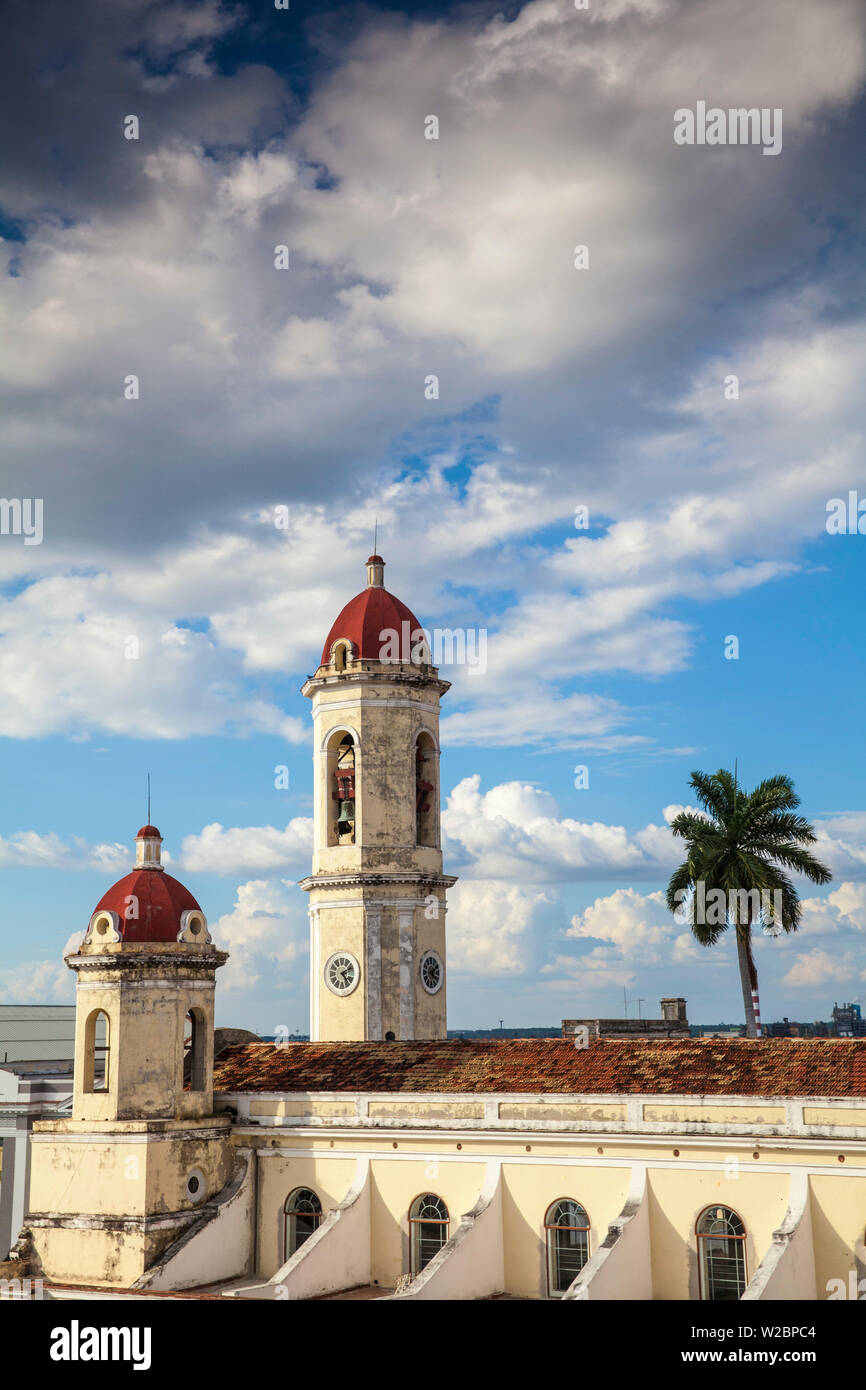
[147,772,151,825]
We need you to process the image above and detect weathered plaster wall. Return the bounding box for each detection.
[137,1149,255,1291]
[387,1162,504,1300]
[255,1150,359,1276]
[742,1171,817,1301]
[647,1162,790,1300]
[566,1166,652,1300]
[236,1156,371,1299]
[368,1155,488,1289]
[501,1160,630,1299]
[809,1172,866,1299]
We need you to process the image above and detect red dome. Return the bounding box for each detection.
[136,824,161,838]
[93,869,202,944]
[321,585,424,665]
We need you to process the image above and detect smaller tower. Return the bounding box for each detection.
[25,827,233,1288]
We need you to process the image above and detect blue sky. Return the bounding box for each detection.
[1,0,865,1032]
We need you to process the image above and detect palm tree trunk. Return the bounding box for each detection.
[736,927,758,1038]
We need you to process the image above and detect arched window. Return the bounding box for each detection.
[82,1009,110,1094]
[327,731,356,845]
[333,643,348,672]
[697,1206,747,1300]
[184,1008,206,1092]
[409,1194,449,1274]
[545,1198,590,1296]
[414,732,437,847]
[284,1188,323,1259]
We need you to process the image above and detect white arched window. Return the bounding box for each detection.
[409,1193,449,1274]
[697,1206,747,1300]
[283,1188,323,1259]
[545,1198,590,1296]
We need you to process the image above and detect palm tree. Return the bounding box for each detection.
[666,770,831,1038]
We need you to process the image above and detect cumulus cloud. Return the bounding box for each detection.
[1,0,864,747]
[446,879,552,977]
[781,949,860,989]
[0,830,128,872]
[0,958,73,1004]
[443,775,679,881]
[180,818,313,875]
[568,887,674,958]
[212,878,306,992]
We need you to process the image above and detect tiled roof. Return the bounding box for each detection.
[212,1037,866,1098]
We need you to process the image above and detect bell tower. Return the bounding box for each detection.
[24,826,235,1288]
[300,555,456,1041]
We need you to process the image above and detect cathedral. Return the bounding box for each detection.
[13,556,866,1301]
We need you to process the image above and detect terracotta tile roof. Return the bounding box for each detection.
[212,1037,866,1098]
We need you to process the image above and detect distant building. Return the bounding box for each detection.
[562,997,689,1041]
[832,1003,866,1038]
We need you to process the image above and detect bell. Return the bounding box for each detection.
[336,799,355,834]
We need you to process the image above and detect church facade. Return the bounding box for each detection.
[15,557,866,1301]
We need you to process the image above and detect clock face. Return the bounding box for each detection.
[325,951,359,996]
[420,950,443,995]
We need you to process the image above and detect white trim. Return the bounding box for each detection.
[306,897,435,910]
[242,1143,866,1177]
[314,699,440,717]
[318,723,361,753]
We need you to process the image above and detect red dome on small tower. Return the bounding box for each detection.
[87,826,206,945]
[321,554,425,665]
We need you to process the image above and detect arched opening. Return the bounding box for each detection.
[283,1188,323,1259]
[333,642,348,673]
[545,1198,590,1296]
[327,731,356,846]
[409,1194,449,1275]
[696,1206,747,1300]
[184,1008,206,1092]
[414,732,437,847]
[83,1009,110,1094]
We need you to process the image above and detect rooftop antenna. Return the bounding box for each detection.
[147,773,151,825]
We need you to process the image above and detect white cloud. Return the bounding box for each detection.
[0,831,128,873]
[567,887,673,958]
[181,819,313,876]
[781,948,858,989]
[0,958,72,1004]
[446,879,551,977]
[443,775,679,881]
[212,878,305,993]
